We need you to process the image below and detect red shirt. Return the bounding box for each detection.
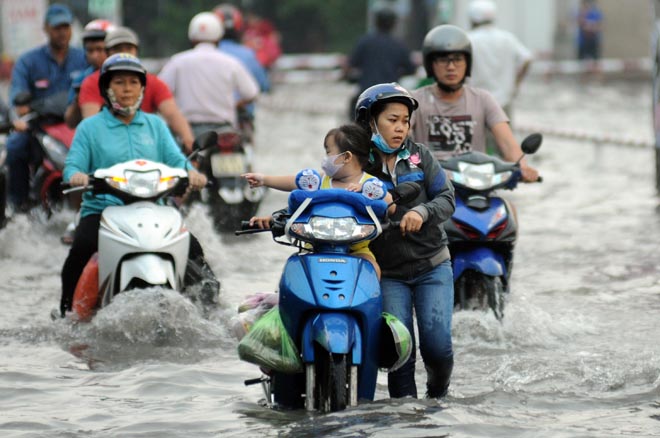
[78,70,173,113]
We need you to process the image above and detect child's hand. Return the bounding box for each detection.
[242,172,265,188]
[249,215,272,229]
[346,183,363,192]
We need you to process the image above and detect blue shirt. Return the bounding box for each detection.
[65,107,191,217]
[9,44,87,104]
[348,32,416,93]
[67,65,96,105]
[219,40,270,92]
[219,40,270,116]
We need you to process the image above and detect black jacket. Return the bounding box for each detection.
[366,138,455,279]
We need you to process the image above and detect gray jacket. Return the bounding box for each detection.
[367,138,455,280]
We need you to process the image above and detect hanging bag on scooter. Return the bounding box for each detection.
[237,306,303,373]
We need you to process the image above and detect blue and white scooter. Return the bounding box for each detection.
[441,133,542,319]
[236,171,419,412]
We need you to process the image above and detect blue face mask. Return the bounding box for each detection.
[371,126,402,155]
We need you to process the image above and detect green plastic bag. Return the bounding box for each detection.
[379,312,413,372]
[237,306,303,373]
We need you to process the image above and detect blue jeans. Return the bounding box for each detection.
[381,259,454,398]
[6,131,33,207]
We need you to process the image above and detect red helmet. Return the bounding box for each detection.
[213,4,244,35]
[82,19,115,43]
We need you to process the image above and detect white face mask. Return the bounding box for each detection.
[106,86,144,117]
[321,152,346,177]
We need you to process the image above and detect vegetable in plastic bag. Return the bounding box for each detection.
[237,306,303,373]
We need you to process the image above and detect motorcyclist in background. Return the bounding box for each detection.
[77,26,196,153]
[64,19,116,129]
[215,3,270,123]
[409,24,538,182]
[158,12,259,138]
[344,6,416,121]
[7,4,87,212]
[59,54,218,317]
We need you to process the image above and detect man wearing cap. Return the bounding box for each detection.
[77,26,195,152]
[6,3,87,212]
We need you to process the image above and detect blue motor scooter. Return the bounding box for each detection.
[236,181,419,412]
[441,133,542,319]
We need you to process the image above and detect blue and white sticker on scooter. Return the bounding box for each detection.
[295,168,321,191]
[361,177,386,200]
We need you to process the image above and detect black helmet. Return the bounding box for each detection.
[422,24,472,78]
[99,53,147,104]
[354,82,418,127]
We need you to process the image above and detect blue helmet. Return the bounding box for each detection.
[354,82,418,126]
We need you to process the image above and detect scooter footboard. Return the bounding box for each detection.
[301,313,362,365]
[452,247,505,280]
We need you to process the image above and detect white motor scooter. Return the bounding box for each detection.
[65,133,218,321]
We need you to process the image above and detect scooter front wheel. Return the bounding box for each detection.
[312,349,350,413]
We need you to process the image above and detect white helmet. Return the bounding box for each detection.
[188,12,224,42]
[468,0,497,24]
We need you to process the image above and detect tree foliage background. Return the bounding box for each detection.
[72,0,369,57]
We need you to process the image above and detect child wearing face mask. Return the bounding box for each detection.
[242,123,392,278]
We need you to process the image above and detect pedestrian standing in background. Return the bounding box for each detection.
[576,0,604,79]
[7,3,87,212]
[158,12,259,138]
[577,0,603,61]
[344,6,416,120]
[467,0,532,122]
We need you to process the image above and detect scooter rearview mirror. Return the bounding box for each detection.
[390,181,422,206]
[189,130,219,161]
[520,133,543,155]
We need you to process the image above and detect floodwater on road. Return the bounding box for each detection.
[1,76,659,437]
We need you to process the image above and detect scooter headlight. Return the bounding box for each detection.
[450,162,511,190]
[106,170,180,197]
[289,216,376,243]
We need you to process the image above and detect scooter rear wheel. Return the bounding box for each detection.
[455,271,505,320]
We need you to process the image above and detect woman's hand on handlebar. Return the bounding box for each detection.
[400,210,424,236]
[187,169,207,191]
[69,172,89,187]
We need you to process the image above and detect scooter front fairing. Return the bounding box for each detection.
[98,201,190,303]
[278,253,382,400]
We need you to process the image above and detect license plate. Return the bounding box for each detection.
[211,153,246,177]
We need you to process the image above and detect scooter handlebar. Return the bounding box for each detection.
[235,220,271,235]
